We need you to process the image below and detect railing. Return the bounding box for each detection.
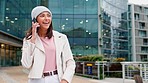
[75,61,98,78]
[76,61,148,82]
[95,61,107,80]
[120,62,148,83]
[75,61,122,79]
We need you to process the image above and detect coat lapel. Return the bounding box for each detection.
[35,34,45,53]
[53,31,62,57]
[34,31,62,55]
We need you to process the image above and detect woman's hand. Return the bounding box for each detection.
[30,22,40,43]
[60,79,68,83]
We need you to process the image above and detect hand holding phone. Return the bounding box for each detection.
[32,18,37,23]
[30,18,40,43]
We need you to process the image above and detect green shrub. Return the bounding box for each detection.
[113,58,125,62]
[75,54,104,61]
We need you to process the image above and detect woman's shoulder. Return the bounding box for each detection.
[53,30,67,37]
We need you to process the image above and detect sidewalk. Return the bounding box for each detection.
[0,66,139,83]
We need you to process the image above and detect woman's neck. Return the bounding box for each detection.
[38,28,47,37]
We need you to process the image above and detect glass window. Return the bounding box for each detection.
[49,0,98,56]
[139,30,146,37]
[140,55,148,61]
[139,22,145,29]
[86,0,98,14]
[62,0,74,14]
[74,0,85,14]
[144,8,148,15]
[0,0,40,38]
[100,0,128,60]
[48,0,61,14]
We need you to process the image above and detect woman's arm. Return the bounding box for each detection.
[21,22,39,69]
[61,35,76,83]
[21,38,36,69]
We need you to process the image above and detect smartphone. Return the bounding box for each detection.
[32,18,37,23]
[32,18,39,30]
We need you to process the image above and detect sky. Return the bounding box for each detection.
[128,0,148,5]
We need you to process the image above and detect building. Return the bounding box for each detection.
[0,0,99,66]
[0,0,44,66]
[0,0,132,67]
[48,0,98,56]
[98,0,129,60]
[128,4,148,61]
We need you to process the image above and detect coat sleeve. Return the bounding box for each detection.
[61,35,76,83]
[21,38,36,69]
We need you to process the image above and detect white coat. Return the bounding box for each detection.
[21,30,76,83]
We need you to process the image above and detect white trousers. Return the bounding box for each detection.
[28,75,60,83]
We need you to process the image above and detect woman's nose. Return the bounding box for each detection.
[45,15,51,20]
[45,16,48,19]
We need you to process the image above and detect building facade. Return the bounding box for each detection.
[0,0,98,66]
[0,0,43,66]
[48,0,98,56]
[98,0,129,60]
[128,4,148,61]
[0,0,134,67]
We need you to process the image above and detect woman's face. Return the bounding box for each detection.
[36,11,52,30]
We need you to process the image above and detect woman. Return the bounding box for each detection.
[21,6,76,83]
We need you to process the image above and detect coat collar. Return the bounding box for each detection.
[35,34,45,53]
[35,30,62,53]
[53,30,63,56]
[53,30,62,38]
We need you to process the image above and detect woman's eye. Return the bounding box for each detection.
[40,15,44,17]
[47,14,51,17]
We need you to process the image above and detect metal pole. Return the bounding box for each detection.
[97,62,100,80]
[83,62,85,75]
[103,63,104,79]
[122,64,125,83]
